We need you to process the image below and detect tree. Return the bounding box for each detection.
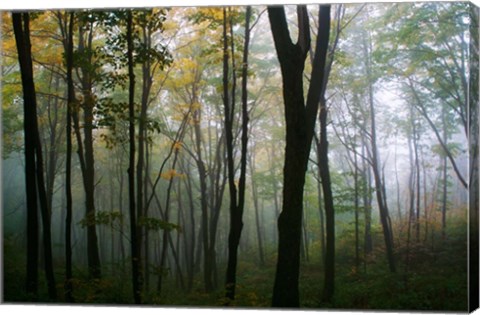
[468,4,479,311]
[376,2,469,189]
[63,10,75,303]
[73,12,102,279]
[361,22,396,273]
[12,11,40,300]
[224,6,251,301]
[268,5,330,307]
[126,10,142,304]
[13,12,57,300]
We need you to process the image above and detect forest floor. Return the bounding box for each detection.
[3,219,468,311]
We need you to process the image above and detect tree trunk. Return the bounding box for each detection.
[362,26,396,273]
[361,139,373,259]
[224,5,251,302]
[468,6,479,311]
[77,20,101,279]
[136,23,154,294]
[269,5,330,307]
[319,99,335,303]
[441,105,448,239]
[412,112,421,242]
[127,11,141,304]
[13,12,39,300]
[315,153,326,265]
[14,12,57,300]
[64,11,75,303]
[249,152,265,267]
[192,107,213,292]
[354,137,360,273]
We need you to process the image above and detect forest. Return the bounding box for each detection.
[1,2,479,312]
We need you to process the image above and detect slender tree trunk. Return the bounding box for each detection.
[412,113,421,242]
[35,100,57,300]
[469,6,479,311]
[269,142,281,247]
[362,26,395,273]
[302,206,310,262]
[441,106,448,239]
[249,152,265,267]
[354,138,360,273]
[405,111,416,279]
[362,140,373,259]
[319,99,335,303]
[136,24,153,294]
[45,74,61,214]
[315,152,326,265]
[180,160,196,291]
[77,22,101,280]
[158,148,185,293]
[193,107,213,292]
[64,11,75,303]
[127,11,141,304]
[224,5,251,301]
[117,153,126,272]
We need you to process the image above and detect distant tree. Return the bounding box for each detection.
[376,2,469,189]
[361,22,396,273]
[469,4,479,311]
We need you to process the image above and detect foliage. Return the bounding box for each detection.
[138,216,181,232]
[79,210,123,227]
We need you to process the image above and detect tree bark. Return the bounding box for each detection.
[12,12,39,300]
[14,12,57,300]
[225,5,251,301]
[64,11,75,303]
[269,5,330,307]
[319,99,335,303]
[76,18,101,279]
[127,10,141,304]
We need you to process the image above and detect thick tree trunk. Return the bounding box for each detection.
[14,12,57,300]
[13,12,39,299]
[269,5,330,307]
